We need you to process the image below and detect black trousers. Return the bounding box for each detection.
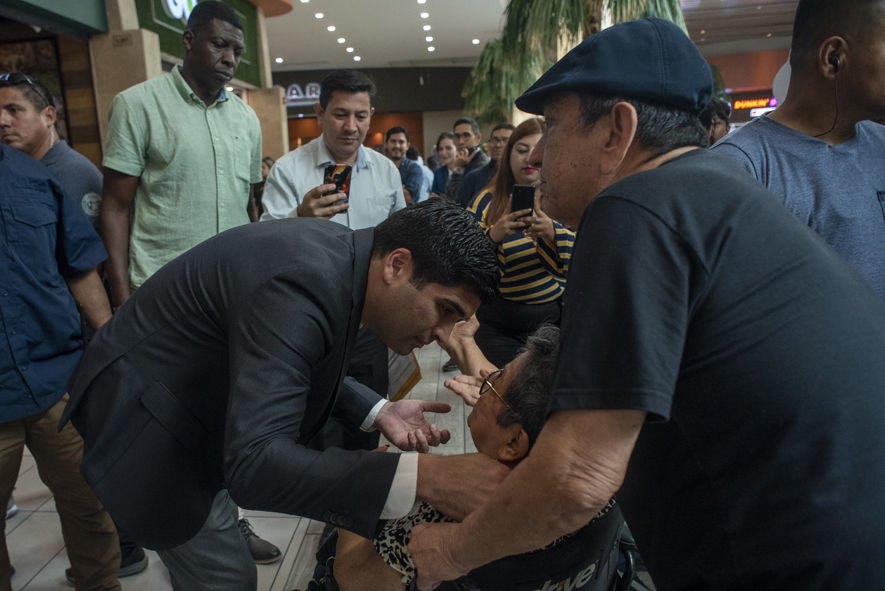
[474,297,561,368]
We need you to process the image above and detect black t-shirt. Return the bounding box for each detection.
[550,149,885,591]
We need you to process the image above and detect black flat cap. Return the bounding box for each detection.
[515,18,713,117]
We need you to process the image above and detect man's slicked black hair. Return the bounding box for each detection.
[319,70,377,109]
[386,126,409,142]
[187,1,243,32]
[791,0,882,65]
[579,94,710,156]
[406,147,420,161]
[372,199,499,305]
[454,117,480,135]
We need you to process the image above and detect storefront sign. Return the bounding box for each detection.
[163,0,199,23]
[750,107,777,118]
[286,82,321,107]
[734,98,777,110]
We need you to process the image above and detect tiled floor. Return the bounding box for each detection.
[7,341,470,591]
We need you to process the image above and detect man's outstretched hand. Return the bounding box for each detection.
[373,400,452,452]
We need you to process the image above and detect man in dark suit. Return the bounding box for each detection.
[61,200,505,591]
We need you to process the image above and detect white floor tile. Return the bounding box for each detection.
[9,468,52,512]
[7,512,65,591]
[269,518,310,591]
[15,544,69,591]
[17,455,35,477]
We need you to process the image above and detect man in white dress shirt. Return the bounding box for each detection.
[261,70,405,227]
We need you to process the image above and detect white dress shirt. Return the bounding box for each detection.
[260,137,406,228]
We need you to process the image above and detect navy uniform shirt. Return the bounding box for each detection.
[0,144,107,422]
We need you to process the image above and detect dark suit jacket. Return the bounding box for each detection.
[445,150,491,202]
[456,159,497,208]
[61,218,400,550]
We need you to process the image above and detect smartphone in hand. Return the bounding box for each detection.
[323,164,353,204]
[511,185,536,215]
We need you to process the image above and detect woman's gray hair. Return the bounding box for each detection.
[496,324,560,448]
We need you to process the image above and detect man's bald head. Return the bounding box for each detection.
[791,0,885,67]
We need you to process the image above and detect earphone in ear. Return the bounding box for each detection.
[829,54,841,73]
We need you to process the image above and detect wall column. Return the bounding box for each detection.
[245,87,289,161]
[248,6,288,159]
[89,0,161,144]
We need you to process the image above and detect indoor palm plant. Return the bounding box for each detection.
[464,0,687,124]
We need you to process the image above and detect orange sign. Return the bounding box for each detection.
[735,98,777,110]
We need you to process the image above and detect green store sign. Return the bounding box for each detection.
[135,0,261,87]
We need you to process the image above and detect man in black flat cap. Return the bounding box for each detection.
[410,17,885,591]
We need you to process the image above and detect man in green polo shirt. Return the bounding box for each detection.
[97,0,278,578]
[101,1,261,305]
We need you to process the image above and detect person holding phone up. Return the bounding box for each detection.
[464,118,576,368]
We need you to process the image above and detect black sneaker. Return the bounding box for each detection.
[66,546,148,583]
[239,518,282,564]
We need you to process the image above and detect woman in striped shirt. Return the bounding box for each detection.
[466,118,575,367]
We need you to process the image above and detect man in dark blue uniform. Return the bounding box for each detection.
[0,142,119,591]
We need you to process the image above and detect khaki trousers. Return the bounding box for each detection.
[0,395,121,591]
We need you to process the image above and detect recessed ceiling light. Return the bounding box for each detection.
[767,32,772,37]
[426,36,433,42]
[701,30,705,34]
[300,0,308,3]
[354,56,361,61]
[472,39,479,44]
[427,46,435,52]
[275,57,283,63]
[420,12,429,18]
[315,13,323,18]
[418,0,426,3]
[327,25,335,31]
[423,25,431,31]
[338,38,345,43]
[346,47,354,52]
[226,86,234,91]
[701,37,706,41]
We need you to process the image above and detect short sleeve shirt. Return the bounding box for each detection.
[551,149,885,590]
[712,116,885,299]
[40,140,104,231]
[103,67,262,287]
[0,144,107,422]
[260,137,405,229]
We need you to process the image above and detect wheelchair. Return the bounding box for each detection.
[306,502,651,591]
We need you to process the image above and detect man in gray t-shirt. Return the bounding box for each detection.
[712,0,885,299]
[713,117,885,298]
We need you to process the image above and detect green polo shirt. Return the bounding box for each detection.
[103,67,262,288]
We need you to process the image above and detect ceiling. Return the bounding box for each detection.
[265,0,509,71]
[684,0,798,56]
[265,0,799,72]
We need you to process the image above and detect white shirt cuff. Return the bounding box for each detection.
[360,398,387,432]
[379,452,420,519]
